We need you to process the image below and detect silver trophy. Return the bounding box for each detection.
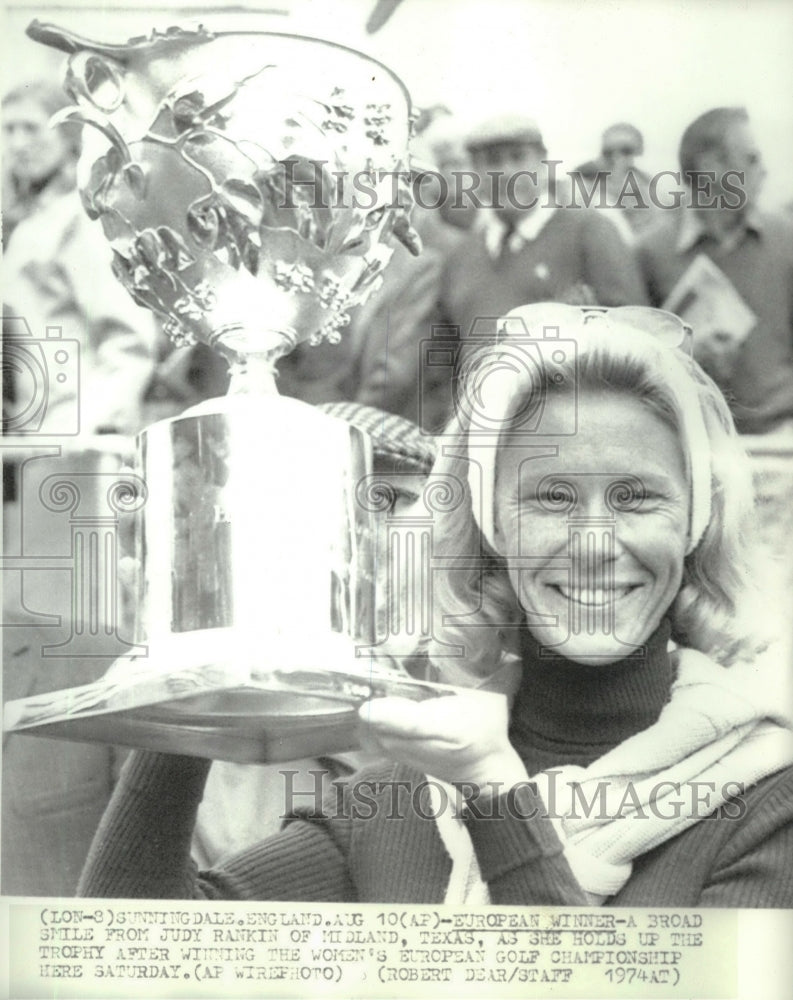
[5,22,448,761]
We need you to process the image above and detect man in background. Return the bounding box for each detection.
[439,114,646,331]
[574,122,660,242]
[426,114,646,430]
[638,106,793,435]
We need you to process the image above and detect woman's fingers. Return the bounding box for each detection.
[356,690,521,788]
[359,691,509,740]
[358,695,458,740]
[358,696,420,732]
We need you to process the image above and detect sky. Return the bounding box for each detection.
[3,0,793,206]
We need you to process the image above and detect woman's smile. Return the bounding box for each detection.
[550,582,641,606]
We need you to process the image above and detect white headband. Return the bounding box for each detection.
[466,326,712,556]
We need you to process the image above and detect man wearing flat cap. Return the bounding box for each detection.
[423,113,646,426]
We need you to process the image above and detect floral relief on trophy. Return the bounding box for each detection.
[273,262,315,295]
[364,102,392,146]
[322,87,356,135]
[29,20,419,378]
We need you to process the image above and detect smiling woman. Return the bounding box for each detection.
[494,388,690,665]
[427,303,762,679]
[77,304,793,908]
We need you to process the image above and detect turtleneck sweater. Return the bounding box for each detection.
[78,623,793,906]
[510,620,674,775]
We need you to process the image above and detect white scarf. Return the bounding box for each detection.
[431,646,793,904]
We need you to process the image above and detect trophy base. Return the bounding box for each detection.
[21,689,360,764]
[3,628,451,763]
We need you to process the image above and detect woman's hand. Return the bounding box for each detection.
[357,690,529,798]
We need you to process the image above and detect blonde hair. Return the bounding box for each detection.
[426,331,764,683]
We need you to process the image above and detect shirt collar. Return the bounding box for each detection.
[481,207,558,259]
[676,205,764,254]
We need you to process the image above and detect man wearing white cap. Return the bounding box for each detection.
[429,113,646,412]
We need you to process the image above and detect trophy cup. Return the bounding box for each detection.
[5,21,450,762]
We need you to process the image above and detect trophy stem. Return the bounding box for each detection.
[226,353,280,396]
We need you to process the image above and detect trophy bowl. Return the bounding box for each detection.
[27,20,421,387]
[3,22,448,762]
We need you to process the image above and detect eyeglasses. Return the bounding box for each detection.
[496,303,694,356]
[603,145,638,158]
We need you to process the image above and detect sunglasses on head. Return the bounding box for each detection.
[603,145,638,158]
[497,303,694,356]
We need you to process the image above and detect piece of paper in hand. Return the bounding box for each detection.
[662,253,757,348]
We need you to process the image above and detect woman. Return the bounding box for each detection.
[78,304,793,906]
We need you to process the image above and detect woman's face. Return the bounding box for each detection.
[493,388,690,665]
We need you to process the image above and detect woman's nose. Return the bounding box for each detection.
[565,489,636,563]
[567,521,621,567]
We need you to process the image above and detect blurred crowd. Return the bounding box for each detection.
[4,82,793,439]
[2,75,793,897]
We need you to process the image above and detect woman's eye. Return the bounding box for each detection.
[605,478,646,512]
[534,479,578,513]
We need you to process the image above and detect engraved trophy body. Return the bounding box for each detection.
[6,22,444,761]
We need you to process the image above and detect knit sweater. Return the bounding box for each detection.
[438,207,648,347]
[78,626,793,906]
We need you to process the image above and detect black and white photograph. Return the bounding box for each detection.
[2,1,793,997]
